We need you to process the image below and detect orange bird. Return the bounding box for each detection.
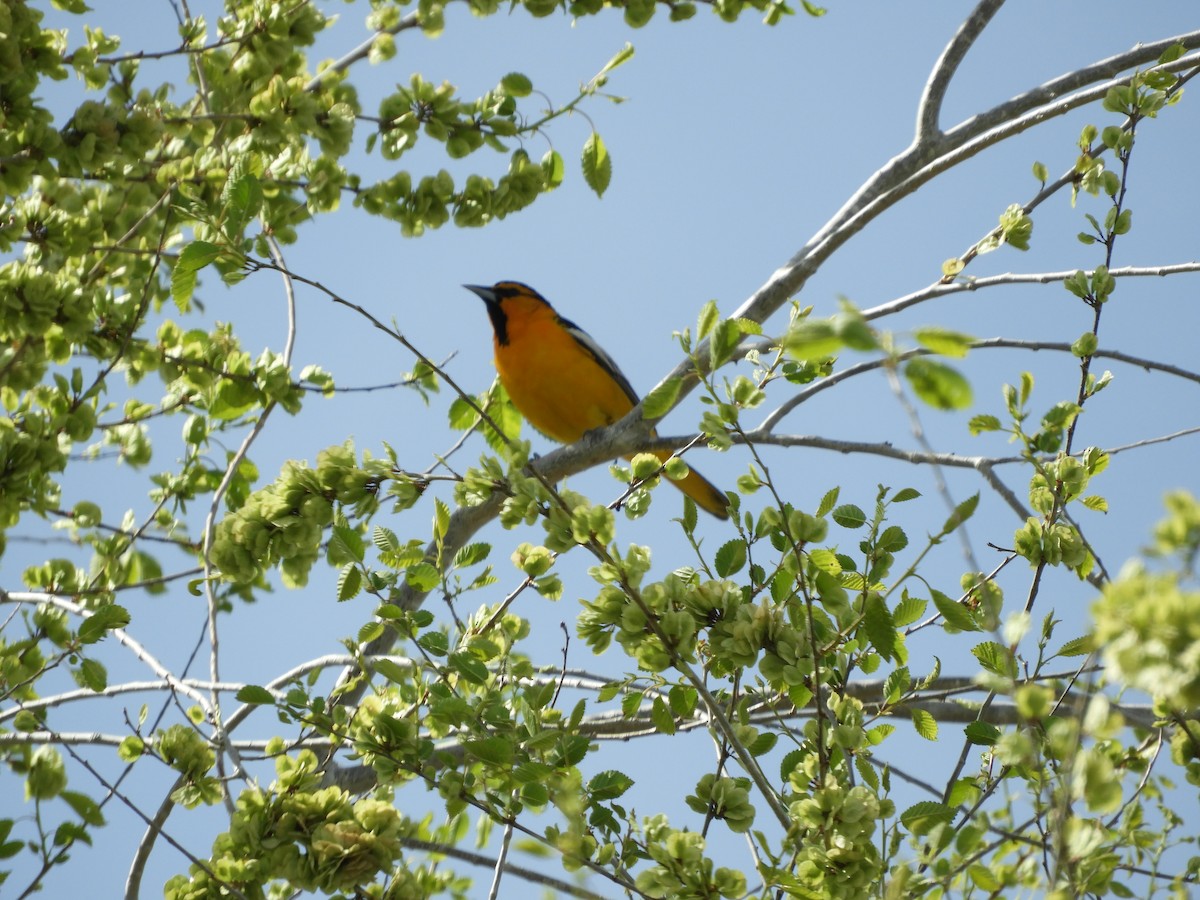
[465,281,729,519]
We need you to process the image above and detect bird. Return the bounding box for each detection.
[465,281,730,520]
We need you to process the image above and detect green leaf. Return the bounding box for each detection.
[779,748,804,781]
[696,300,719,339]
[972,641,1016,678]
[597,42,635,78]
[910,707,938,740]
[621,689,644,719]
[513,762,554,786]
[783,319,840,360]
[681,493,698,534]
[941,493,979,534]
[1056,635,1093,657]
[642,378,682,420]
[222,173,263,236]
[709,318,742,369]
[500,72,533,96]
[336,564,361,602]
[521,782,549,807]
[714,539,747,576]
[597,681,621,703]
[942,257,965,278]
[171,241,222,310]
[914,326,975,359]
[932,589,978,632]
[947,778,981,808]
[855,754,879,791]
[330,525,365,564]
[832,504,866,528]
[462,737,513,765]
[900,801,953,836]
[877,525,908,553]
[964,721,1000,746]
[454,542,492,567]
[1063,269,1090,298]
[588,770,634,801]
[1071,332,1098,358]
[541,149,564,189]
[418,631,449,656]
[373,527,400,553]
[78,658,107,691]
[1159,42,1186,64]
[434,498,451,541]
[749,731,777,756]
[668,684,698,717]
[405,562,440,591]
[235,685,275,705]
[892,593,927,627]
[808,547,841,574]
[968,414,1002,435]
[117,736,145,762]
[62,790,105,827]
[884,666,910,704]
[78,604,131,644]
[176,240,222,274]
[13,710,38,732]
[581,132,612,198]
[816,486,840,516]
[374,603,406,621]
[209,379,258,420]
[862,595,896,661]
[650,696,676,735]
[373,658,410,684]
[449,651,489,685]
[998,203,1032,250]
[904,358,973,410]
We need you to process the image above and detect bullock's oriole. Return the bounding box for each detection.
[465,281,730,519]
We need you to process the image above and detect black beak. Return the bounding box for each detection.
[463,284,496,304]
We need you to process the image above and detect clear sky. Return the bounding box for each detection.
[6,1,1200,896]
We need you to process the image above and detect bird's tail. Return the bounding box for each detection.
[653,450,730,520]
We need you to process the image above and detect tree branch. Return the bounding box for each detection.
[303,12,423,93]
[916,0,1007,141]
[756,334,1200,434]
[1,592,213,713]
[861,262,1200,321]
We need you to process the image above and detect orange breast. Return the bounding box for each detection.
[494,312,635,444]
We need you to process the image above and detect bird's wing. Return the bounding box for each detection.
[558,315,640,407]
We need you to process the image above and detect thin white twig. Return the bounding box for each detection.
[708,41,1200,346]
[303,12,422,92]
[883,363,981,570]
[757,335,1200,433]
[861,262,1200,321]
[487,823,514,900]
[1,592,212,712]
[916,0,1007,141]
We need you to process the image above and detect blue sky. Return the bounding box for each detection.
[7,1,1200,896]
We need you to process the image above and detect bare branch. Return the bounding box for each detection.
[303,12,423,93]
[757,335,1200,434]
[2,592,213,712]
[126,779,186,900]
[400,836,611,900]
[1105,425,1200,457]
[714,40,1200,341]
[861,262,1200,321]
[916,0,1007,141]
